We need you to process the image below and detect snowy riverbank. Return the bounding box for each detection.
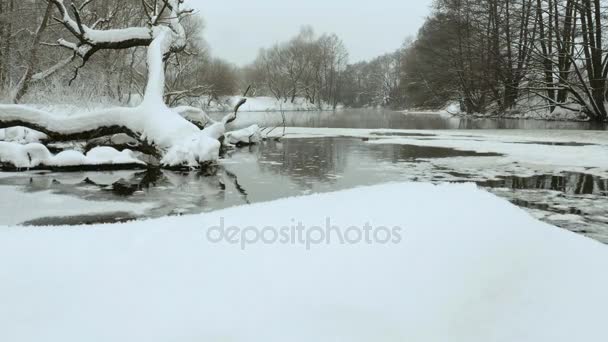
[1,182,608,341]
[424,100,593,122]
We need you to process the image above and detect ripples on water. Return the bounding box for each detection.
[0,137,605,243]
[1,110,607,242]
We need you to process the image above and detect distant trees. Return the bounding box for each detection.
[197,58,238,105]
[244,28,408,110]
[341,50,405,108]
[246,27,348,109]
[400,0,608,121]
[6,1,606,120]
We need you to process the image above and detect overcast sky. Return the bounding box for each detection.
[188,0,434,66]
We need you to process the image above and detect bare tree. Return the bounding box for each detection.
[0,0,253,170]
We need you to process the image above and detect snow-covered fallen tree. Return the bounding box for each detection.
[0,0,260,171]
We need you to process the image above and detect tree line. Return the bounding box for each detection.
[243,27,348,109]
[402,0,608,122]
[0,1,404,110]
[3,0,607,121]
[243,28,410,110]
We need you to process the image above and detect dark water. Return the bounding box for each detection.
[2,138,606,239]
[217,109,608,131]
[3,138,498,224]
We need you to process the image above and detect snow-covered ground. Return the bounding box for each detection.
[204,96,337,112]
[431,98,589,121]
[1,182,608,342]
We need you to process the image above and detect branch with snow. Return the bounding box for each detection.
[0,142,145,171]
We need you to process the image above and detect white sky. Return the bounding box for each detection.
[188,0,434,66]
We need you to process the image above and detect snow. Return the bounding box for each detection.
[550,104,585,120]
[442,101,462,115]
[225,124,262,145]
[0,127,47,143]
[53,0,151,45]
[0,142,144,169]
[400,110,448,116]
[143,29,172,103]
[414,95,594,121]
[173,106,213,128]
[0,101,217,165]
[205,96,337,112]
[160,131,221,168]
[0,182,607,342]
[85,27,152,44]
[368,134,608,169]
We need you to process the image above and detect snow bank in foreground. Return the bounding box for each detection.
[205,96,336,112]
[0,143,144,169]
[1,183,607,342]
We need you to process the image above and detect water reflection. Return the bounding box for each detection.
[253,139,349,187]
[0,138,606,242]
[0,138,499,224]
[213,109,608,131]
[482,173,608,196]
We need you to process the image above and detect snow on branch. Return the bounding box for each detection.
[0,105,142,142]
[47,0,153,66]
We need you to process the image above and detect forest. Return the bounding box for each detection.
[403,0,608,122]
[1,0,608,122]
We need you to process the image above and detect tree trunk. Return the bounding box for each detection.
[2,0,14,90]
[11,2,54,103]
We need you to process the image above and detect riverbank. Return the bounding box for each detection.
[407,101,598,123]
